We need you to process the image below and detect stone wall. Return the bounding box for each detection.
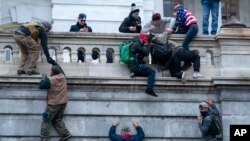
[1,28,250,140]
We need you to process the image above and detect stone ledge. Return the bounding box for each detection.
[0,75,212,86]
[2,75,250,87]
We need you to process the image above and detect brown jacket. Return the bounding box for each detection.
[47,73,68,105]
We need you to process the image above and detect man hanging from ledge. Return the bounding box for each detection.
[13,21,54,75]
[128,33,157,97]
[39,60,71,141]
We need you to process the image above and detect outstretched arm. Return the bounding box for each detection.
[109,120,121,141]
[132,121,145,140]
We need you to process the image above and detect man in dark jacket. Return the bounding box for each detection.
[149,32,203,79]
[69,13,92,32]
[109,119,145,141]
[128,33,157,97]
[198,97,220,141]
[119,3,141,33]
[169,48,203,79]
[39,61,71,141]
[13,21,54,75]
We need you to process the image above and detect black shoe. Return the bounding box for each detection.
[181,63,192,71]
[59,134,72,141]
[27,70,40,75]
[145,88,158,97]
[17,70,26,75]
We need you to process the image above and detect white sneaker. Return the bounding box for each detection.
[181,71,185,79]
[193,72,204,78]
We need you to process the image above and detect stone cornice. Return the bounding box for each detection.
[1,76,250,87]
[217,28,250,39]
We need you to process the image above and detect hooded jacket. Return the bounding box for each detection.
[119,13,141,33]
[128,36,150,68]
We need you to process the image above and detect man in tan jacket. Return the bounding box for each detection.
[39,61,71,141]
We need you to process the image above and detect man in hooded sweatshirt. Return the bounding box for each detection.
[198,97,220,141]
[109,119,145,141]
[119,3,141,33]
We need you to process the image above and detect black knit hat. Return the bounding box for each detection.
[130,3,140,14]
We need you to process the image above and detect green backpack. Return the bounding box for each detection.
[119,41,134,64]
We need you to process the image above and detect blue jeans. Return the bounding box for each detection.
[129,64,155,90]
[202,0,220,35]
[182,24,198,51]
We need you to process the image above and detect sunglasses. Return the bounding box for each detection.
[80,19,86,22]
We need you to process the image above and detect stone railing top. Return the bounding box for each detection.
[0,30,217,41]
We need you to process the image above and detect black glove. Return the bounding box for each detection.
[47,57,56,65]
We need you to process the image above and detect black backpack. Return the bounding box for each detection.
[209,108,223,135]
[149,43,172,65]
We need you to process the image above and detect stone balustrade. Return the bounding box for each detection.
[0,31,219,64]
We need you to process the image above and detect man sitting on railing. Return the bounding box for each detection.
[150,32,203,79]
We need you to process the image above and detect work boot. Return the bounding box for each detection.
[59,134,72,141]
[145,88,158,97]
[17,70,26,75]
[27,70,40,75]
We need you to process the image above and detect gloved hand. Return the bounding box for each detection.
[47,57,56,65]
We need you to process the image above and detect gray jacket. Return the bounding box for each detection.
[199,104,220,141]
[142,17,176,34]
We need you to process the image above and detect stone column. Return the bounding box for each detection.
[221,0,246,28]
[217,28,250,77]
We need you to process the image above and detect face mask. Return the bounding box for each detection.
[200,111,208,116]
[132,13,139,19]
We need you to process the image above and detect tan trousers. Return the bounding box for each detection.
[13,35,40,72]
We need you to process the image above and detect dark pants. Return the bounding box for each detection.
[169,49,200,78]
[129,64,155,90]
[41,103,70,139]
[182,24,199,51]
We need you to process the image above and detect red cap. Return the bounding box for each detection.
[138,33,149,43]
[152,13,161,21]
